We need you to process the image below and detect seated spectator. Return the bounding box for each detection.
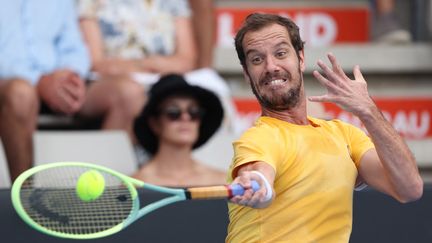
[372,0,412,43]
[132,74,226,187]
[77,0,197,78]
[0,0,144,182]
[78,0,240,134]
[187,0,241,134]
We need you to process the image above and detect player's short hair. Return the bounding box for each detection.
[234,13,305,68]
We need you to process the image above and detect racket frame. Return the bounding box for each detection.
[11,161,188,239]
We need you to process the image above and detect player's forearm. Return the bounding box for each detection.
[359,105,423,202]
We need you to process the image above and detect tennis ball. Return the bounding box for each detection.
[76,170,105,202]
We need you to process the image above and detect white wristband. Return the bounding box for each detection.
[250,171,273,202]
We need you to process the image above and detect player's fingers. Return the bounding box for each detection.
[231,180,264,207]
[313,70,341,93]
[327,53,350,80]
[247,187,266,207]
[246,197,259,207]
[317,59,353,91]
[353,65,365,82]
[308,95,331,103]
[229,195,242,204]
[237,188,254,205]
[317,60,336,82]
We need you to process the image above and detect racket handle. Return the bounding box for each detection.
[230,180,260,197]
[185,180,260,200]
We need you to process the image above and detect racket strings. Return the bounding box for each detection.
[19,166,134,235]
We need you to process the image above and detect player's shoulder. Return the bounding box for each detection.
[237,116,281,140]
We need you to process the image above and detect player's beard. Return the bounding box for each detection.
[248,66,303,111]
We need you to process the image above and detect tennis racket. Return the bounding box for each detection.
[11,161,259,239]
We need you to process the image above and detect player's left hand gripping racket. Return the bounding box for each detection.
[11,161,259,239]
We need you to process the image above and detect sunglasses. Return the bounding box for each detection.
[158,106,204,121]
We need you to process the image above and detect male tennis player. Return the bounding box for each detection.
[226,13,423,242]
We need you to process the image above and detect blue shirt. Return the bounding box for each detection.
[0,0,90,85]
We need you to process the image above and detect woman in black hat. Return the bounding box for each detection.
[133,74,226,187]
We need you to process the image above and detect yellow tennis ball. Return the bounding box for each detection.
[76,170,105,202]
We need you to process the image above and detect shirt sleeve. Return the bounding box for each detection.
[345,123,375,169]
[0,3,40,84]
[229,125,282,181]
[56,0,91,79]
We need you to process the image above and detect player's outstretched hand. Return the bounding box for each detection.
[309,53,376,117]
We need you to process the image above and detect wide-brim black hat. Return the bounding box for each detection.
[134,74,224,155]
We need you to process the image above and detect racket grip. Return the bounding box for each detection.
[185,181,260,200]
[230,180,260,196]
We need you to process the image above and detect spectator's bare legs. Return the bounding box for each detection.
[189,0,215,68]
[0,79,38,182]
[79,78,145,141]
[373,0,411,42]
[376,0,394,14]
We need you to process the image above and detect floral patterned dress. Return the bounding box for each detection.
[77,0,191,59]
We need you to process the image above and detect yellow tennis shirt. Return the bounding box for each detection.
[226,116,374,243]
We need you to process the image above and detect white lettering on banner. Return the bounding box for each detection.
[216,12,338,47]
[329,110,430,139]
[306,13,337,47]
[412,111,430,137]
[392,111,430,138]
